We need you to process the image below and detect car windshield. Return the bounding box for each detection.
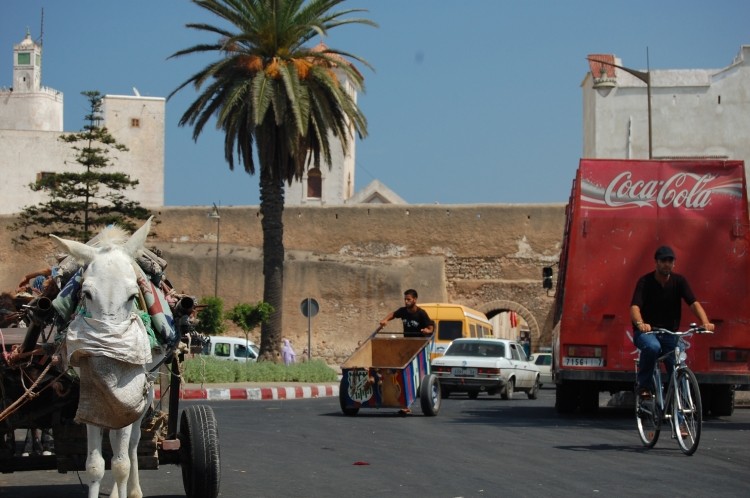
[535,354,552,366]
[445,342,504,357]
[235,343,259,359]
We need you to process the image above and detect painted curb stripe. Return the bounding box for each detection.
[155,385,338,400]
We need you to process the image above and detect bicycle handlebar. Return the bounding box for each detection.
[648,324,713,336]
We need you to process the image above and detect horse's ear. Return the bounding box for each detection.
[50,235,98,264]
[123,216,153,257]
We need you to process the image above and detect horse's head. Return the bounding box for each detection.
[51,217,152,323]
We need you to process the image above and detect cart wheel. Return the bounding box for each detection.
[419,374,441,416]
[339,379,359,416]
[180,404,221,498]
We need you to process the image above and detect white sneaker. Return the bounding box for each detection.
[21,452,30,457]
[42,450,53,456]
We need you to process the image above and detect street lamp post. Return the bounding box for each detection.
[208,203,220,297]
[587,53,652,159]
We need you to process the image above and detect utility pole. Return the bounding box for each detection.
[208,203,221,297]
[588,50,652,159]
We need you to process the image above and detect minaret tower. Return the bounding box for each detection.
[13,29,42,93]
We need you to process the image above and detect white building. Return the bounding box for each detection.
[283,43,405,206]
[0,31,165,216]
[582,46,750,171]
[0,33,401,214]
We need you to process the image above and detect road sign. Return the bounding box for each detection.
[301,298,319,360]
[300,298,319,318]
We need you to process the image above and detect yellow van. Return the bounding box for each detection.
[419,303,493,361]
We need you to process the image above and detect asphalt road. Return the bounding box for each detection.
[2,389,749,497]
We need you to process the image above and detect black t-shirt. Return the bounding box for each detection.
[631,271,697,330]
[392,306,433,337]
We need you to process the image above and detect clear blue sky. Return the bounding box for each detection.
[3,1,749,207]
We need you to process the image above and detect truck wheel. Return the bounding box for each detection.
[555,382,578,414]
[710,384,735,417]
[580,386,599,413]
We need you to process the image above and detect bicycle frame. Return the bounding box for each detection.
[635,326,708,455]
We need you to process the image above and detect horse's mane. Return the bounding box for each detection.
[91,225,131,249]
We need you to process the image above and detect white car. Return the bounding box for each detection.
[202,336,259,363]
[533,352,552,387]
[431,338,540,399]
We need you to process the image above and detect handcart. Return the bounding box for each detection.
[339,329,441,416]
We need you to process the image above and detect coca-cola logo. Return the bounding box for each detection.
[581,171,739,209]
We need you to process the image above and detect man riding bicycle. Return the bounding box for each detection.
[630,246,715,398]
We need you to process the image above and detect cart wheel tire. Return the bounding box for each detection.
[420,374,441,416]
[339,380,359,416]
[180,404,221,498]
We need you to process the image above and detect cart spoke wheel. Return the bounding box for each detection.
[180,404,221,498]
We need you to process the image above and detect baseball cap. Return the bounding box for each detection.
[654,245,676,260]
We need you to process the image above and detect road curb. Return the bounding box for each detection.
[156,384,339,401]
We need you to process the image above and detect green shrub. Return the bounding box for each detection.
[195,296,226,335]
[180,356,338,384]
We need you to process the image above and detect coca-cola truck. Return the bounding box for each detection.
[550,159,750,415]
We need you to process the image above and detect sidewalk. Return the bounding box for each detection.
[156,381,340,401]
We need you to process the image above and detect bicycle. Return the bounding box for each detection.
[634,324,712,456]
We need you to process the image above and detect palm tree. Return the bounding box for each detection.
[169,0,375,360]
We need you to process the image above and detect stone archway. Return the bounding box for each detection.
[476,300,541,344]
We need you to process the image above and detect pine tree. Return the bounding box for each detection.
[12,90,153,243]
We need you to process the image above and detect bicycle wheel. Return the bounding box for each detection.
[673,368,702,455]
[636,389,660,448]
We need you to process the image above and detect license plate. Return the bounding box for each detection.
[451,367,477,376]
[563,357,604,367]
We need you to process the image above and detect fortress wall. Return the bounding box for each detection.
[1,203,566,363]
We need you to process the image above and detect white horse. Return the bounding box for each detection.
[51,218,162,498]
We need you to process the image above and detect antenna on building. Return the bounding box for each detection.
[39,8,44,46]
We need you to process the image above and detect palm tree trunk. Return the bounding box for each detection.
[258,167,285,361]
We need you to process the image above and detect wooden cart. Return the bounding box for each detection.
[339,331,441,416]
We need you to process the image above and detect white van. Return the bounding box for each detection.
[202,336,259,362]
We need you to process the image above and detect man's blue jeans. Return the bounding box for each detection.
[634,331,679,391]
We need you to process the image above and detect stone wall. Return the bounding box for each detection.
[0,203,566,364]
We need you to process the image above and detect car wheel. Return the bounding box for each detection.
[527,376,540,400]
[501,379,514,400]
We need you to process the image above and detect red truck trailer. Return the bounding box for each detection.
[550,159,750,415]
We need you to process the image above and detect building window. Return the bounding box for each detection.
[17,52,30,65]
[307,168,322,198]
[131,118,140,128]
[36,171,56,189]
